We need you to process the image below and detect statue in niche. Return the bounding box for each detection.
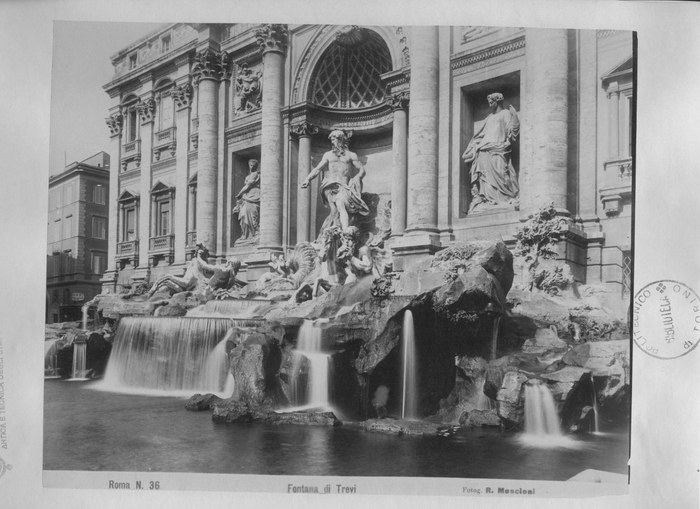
[233,159,261,244]
[233,63,263,114]
[300,130,369,233]
[462,92,520,213]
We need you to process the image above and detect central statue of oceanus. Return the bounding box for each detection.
[300,130,369,232]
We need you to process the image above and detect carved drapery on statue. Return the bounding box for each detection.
[233,63,263,114]
[146,244,243,300]
[283,130,391,300]
[233,159,261,245]
[462,92,520,212]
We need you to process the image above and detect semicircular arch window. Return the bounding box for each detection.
[309,30,392,109]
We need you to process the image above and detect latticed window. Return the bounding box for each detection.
[309,30,392,109]
[622,251,632,295]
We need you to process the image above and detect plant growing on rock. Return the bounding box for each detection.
[514,204,572,293]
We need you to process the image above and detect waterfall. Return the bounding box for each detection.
[96,317,249,397]
[520,383,580,448]
[491,316,501,360]
[45,339,60,377]
[290,320,333,409]
[591,378,600,433]
[71,342,88,379]
[187,299,272,318]
[400,310,418,420]
[475,376,495,411]
[202,330,237,396]
[82,304,89,330]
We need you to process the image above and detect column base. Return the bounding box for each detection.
[389,232,442,272]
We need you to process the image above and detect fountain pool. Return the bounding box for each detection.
[43,379,629,479]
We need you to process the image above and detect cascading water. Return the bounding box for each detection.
[491,316,501,360]
[203,330,237,394]
[95,317,258,397]
[591,378,600,434]
[290,320,333,409]
[186,299,273,318]
[520,382,580,448]
[71,342,88,380]
[475,377,495,411]
[82,304,89,330]
[400,310,418,420]
[44,339,60,377]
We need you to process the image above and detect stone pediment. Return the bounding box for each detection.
[117,189,139,202]
[188,172,197,186]
[601,55,633,84]
[150,180,175,195]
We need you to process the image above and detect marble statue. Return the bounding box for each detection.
[462,93,520,212]
[300,130,369,233]
[233,63,263,114]
[147,244,242,298]
[233,159,261,244]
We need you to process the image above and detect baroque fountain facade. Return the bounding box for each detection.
[48,24,632,462]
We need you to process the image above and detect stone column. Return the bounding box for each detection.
[104,111,122,287]
[192,49,228,255]
[255,24,288,252]
[136,96,155,270]
[524,29,570,213]
[388,92,409,237]
[608,87,620,160]
[577,30,602,229]
[172,81,193,264]
[291,122,318,243]
[406,26,440,234]
[392,27,440,271]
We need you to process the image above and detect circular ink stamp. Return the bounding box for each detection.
[633,280,700,359]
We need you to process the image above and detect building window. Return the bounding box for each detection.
[309,28,391,109]
[128,109,138,142]
[63,216,73,239]
[129,53,137,70]
[49,189,62,210]
[53,256,61,277]
[92,216,106,240]
[161,35,171,53]
[92,252,106,275]
[53,219,61,242]
[158,201,171,236]
[622,251,632,295]
[63,181,76,205]
[93,184,106,204]
[124,208,136,241]
[52,290,59,303]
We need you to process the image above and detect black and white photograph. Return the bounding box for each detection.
[2,1,700,508]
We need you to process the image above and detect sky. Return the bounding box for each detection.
[49,21,164,175]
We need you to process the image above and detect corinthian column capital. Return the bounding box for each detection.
[172,83,193,110]
[387,91,410,111]
[192,49,231,83]
[255,24,289,55]
[136,98,156,124]
[105,112,123,137]
[290,122,318,138]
